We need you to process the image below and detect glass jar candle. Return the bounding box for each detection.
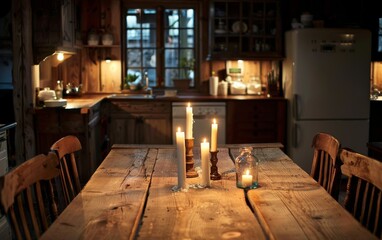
[235,147,259,189]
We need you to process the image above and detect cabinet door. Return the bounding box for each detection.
[109,114,171,144]
[61,0,75,47]
[209,0,282,60]
[143,115,172,144]
[32,0,76,63]
[226,100,286,146]
[34,107,102,185]
[108,101,172,145]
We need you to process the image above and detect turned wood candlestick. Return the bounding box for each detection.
[185,138,198,178]
[210,151,221,180]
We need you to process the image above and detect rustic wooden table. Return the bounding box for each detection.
[40,143,376,240]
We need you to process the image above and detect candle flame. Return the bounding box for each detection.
[213,118,217,124]
[177,127,181,132]
[188,102,191,107]
[245,169,250,175]
[203,138,207,143]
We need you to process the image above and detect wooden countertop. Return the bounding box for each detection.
[35,94,108,113]
[35,93,286,112]
[64,95,106,109]
[40,144,376,240]
[35,93,286,113]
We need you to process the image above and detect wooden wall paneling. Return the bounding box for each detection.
[372,62,382,89]
[59,54,81,88]
[12,0,36,164]
[100,60,121,92]
[80,0,102,44]
[81,48,101,92]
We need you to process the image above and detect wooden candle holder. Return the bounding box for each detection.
[210,151,221,180]
[185,138,198,178]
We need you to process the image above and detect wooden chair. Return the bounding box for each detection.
[310,132,342,200]
[339,148,382,239]
[0,152,60,240]
[50,135,82,207]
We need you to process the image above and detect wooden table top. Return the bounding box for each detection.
[40,143,376,240]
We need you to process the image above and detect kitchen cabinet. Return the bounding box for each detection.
[106,100,172,145]
[34,101,103,185]
[0,123,16,176]
[226,99,286,147]
[208,0,282,60]
[32,0,79,64]
[369,100,382,142]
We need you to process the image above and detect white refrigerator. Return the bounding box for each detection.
[282,28,371,173]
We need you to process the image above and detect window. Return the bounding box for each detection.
[123,3,197,89]
[378,18,382,52]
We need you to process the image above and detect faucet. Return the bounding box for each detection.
[144,71,153,96]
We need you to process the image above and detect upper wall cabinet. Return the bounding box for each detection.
[208,0,282,60]
[32,0,79,64]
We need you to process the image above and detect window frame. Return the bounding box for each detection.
[121,1,201,89]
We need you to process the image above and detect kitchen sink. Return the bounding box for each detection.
[107,93,155,99]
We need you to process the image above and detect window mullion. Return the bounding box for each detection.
[156,6,165,87]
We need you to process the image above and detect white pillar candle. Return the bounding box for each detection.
[186,103,193,139]
[242,169,253,187]
[176,127,187,189]
[210,118,218,152]
[200,138,210,187]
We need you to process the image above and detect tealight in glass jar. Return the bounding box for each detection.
[235,147,259,189]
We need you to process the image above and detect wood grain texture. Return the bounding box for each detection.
[339,148,382,238]
[0,152,60,240]
[40,148,157,240]
[40,145,376,240]
[136,147,266,240]
[310,132,341,200]
[12,0,36,164]
[246,148,377,240]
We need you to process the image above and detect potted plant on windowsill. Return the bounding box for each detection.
[124,73,142,91]
[173,57,195,89]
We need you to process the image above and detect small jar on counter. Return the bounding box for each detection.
[55,80,63,99]
[217,81,228,96]
[247,75,262,95]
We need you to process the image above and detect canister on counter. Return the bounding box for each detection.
[209,71,218,96]
[217,81,228,96]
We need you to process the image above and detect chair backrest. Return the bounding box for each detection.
[339,148,382,239]
[50,135,82,206]
[0,152,60,240]
[310,132,341,200]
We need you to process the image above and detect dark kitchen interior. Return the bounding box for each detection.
[1,0,382,238]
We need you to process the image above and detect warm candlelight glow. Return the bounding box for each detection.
[211,118,218,152]
[186,103,193,139]
[200,137,210,187]
[176,128,186,189]
[242,169,253,187]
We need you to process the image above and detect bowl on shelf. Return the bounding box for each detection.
[102,33,114,46]
[87,39,99,46]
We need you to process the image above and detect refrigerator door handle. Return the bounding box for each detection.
[293,94,299,120]
[292,122,298,148]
